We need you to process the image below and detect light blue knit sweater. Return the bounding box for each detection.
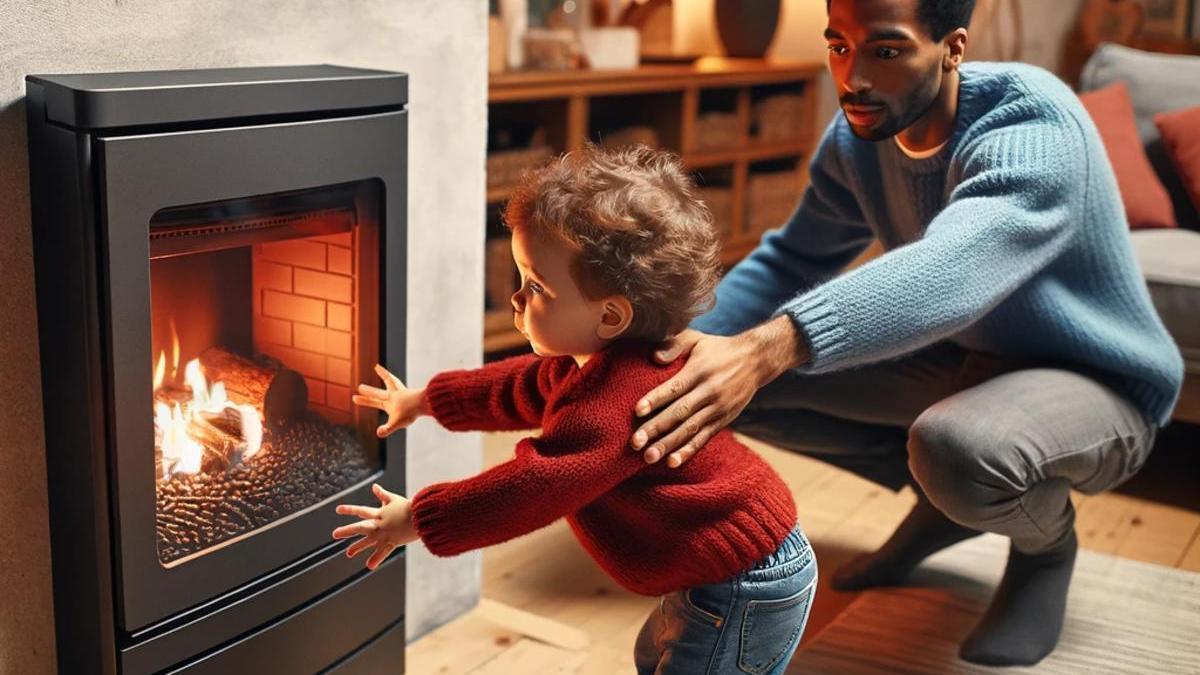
[693,62,1183,425]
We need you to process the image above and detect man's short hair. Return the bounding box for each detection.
[504,145,721,342]
[826,0,977,41]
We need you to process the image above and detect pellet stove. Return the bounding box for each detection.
[25,65,408,674]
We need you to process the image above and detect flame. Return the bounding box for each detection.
[170,318,180,381]
[153,351,166,390]
[155,402,203,477]
[184,359,208,406]
[153,322,264,479]
[152,320,182,392]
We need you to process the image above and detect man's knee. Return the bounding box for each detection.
[907,405,1027,527]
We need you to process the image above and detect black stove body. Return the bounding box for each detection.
[25,65,408,674]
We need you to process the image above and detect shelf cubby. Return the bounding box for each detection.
[483,58,823,354]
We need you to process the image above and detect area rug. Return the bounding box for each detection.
[793,534,1200,674]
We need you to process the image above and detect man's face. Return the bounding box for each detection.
[825,0,948,141]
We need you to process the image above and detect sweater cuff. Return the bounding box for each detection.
[424,370,479,430]
[410,483,463,557]
[777,289,852,372]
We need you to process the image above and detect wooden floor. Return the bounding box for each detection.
[408,428,1200,674]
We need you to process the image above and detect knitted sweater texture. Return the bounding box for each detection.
[693,62,1183,424]
[410,341,797,596]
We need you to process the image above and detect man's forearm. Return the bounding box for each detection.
[742,314,810,385]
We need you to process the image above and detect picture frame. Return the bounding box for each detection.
[1138,0,1191,38]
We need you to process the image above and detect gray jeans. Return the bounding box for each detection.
[732,342,1157,554]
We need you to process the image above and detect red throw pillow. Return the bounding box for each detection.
[1078,81,1177,229]
[1154,105,1200,216]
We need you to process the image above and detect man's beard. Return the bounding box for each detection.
[844,68,942,142]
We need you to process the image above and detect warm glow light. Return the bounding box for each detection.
[153,321,264,478]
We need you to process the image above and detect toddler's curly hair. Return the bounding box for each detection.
[504,144,721,342]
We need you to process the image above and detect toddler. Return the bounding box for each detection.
[334,145,816,674]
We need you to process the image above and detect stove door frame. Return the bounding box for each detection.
[97,109,407,631]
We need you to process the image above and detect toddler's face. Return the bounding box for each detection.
[510,228,613,361]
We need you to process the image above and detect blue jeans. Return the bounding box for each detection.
[634,526,817,675]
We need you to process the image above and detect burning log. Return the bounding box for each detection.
[188,410,245,473]
[198,347,307,425]
[154,346,308,481]
[263,369,309,427]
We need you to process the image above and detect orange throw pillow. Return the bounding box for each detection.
[1079,82,1177,229]
[1154,105,1200,216]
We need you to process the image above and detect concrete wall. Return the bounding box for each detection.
[0,1,487,672]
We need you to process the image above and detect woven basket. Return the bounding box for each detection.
[751,93,807,142]
[486,144,555,190]
[694,112,741,151]
[602,125,661,150]
[697,186,735,240]
[747,164,803,235]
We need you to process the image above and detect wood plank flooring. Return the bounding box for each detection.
[408,429,1200,674]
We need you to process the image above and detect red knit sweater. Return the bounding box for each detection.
[410,340,798,596]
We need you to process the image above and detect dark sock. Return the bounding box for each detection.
[831,493,981,591]
[959,530,1078,667]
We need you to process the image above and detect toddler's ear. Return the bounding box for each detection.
[596,296,634,340]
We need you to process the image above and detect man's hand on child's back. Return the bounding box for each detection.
[632,317,808,468]
[332,483,417,570]
[352,364,430,437]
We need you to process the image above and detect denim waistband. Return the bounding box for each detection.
[744,526,812,582]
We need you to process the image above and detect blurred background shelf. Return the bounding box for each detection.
[484,57,822,356]
[484,309,529,354]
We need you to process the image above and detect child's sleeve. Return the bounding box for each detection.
[424,353,559,432]
[408,417,643,556]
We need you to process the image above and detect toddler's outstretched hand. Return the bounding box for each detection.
[353,364,428,437]
[332,483,417,570]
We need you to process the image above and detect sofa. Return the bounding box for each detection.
[1080,43,1200,424]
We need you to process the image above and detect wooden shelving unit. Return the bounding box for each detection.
[484,57,824,354]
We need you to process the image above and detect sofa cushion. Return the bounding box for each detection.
[1129,228,1200,373]
[1079,82,1177,229]
[1080,43,1200,228]
[1080,43,1200,141]
[1154,106,1200,214]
